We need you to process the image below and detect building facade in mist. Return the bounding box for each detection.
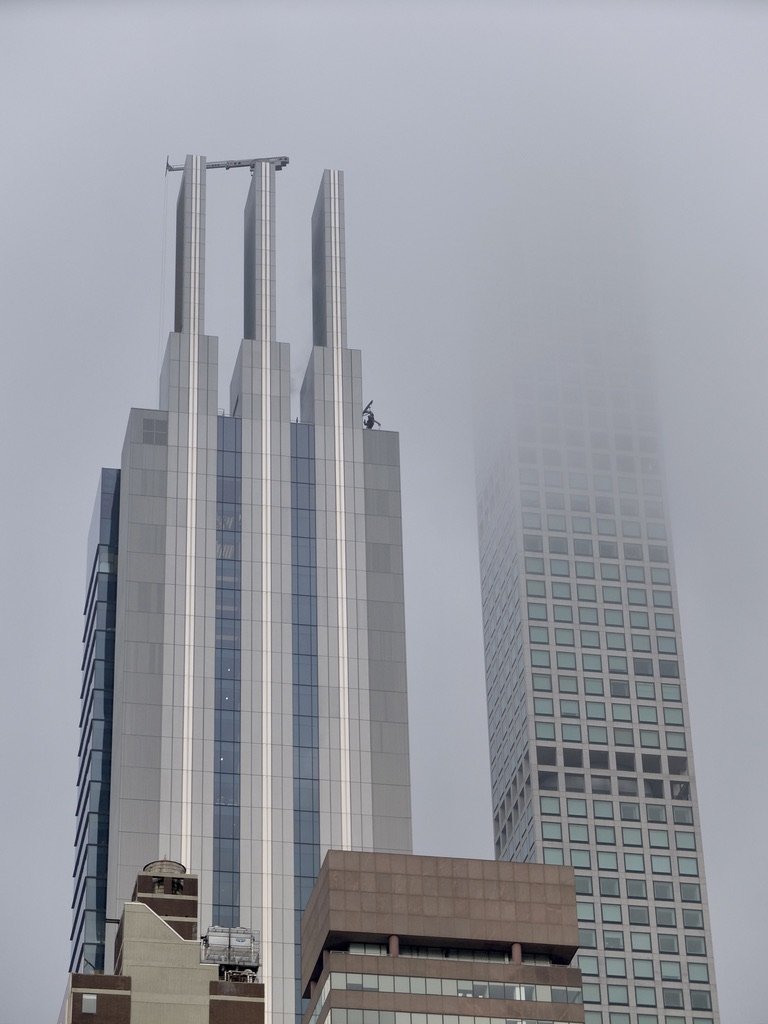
[71,155,413,1024]
[477,337,719,1024]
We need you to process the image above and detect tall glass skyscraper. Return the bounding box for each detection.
[477,335,719,1024]
[70,156,413,1024]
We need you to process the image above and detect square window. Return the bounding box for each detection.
[618,798,643,823]
[577,583,597,601]
[596,825,616,844]
[659,934,679,954]
[600,876,621,896]
[626,878,647,898]
[607,984,628,1005]
[540,795,560,815]
[628,905,650,925]
[690,991,713,1011]
[82,995,98,1015]
[635,986,657,1007]
[585,677,605,695]
[654,881,674,901]
[604,930,625,950]
[678,856,699,876]
[656,907,677,928]
[633,959,654,980]
[688,963,709,983]
[579,955,599,975]
[666,731,687,751]
[675,831,696,851]
[612,703,632,722]
[662,988,684,1010]
[686,935,707,956]
[542,821,562,840]
[683,909,704,929]
[605,956,626,977]
[597,851,618,870]
[680,882,701,903]
[660,961,681,981]
[651,827,671,851]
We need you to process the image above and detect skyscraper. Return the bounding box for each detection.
[71,155,413,1024]
[477,335,719,1024]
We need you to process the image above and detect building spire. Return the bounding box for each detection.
[311,169,347,348]
[244,160,277,344]
[173,155,206,336]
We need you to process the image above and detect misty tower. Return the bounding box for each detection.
[477,334,719,1024]
[71,156,412,1023]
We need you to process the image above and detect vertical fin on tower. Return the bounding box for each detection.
[244,161,277,344]
[311,170,346,348]
[174,154,206,335]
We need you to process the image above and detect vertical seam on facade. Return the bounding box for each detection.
[181,154,201,869]
[261,339,273,1019]
[330,171,352,849]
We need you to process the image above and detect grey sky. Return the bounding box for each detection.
[1,1,765,1020]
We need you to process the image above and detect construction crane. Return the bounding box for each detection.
[166,155,289,174]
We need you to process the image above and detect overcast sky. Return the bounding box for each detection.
[1,2,766,1020]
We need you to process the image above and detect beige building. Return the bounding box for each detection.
[301,851,583,1024]
[59,861,263,1024]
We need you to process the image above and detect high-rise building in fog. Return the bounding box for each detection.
[71,155,413,1024]
[477,336,719,1024]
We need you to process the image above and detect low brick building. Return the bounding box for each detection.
[301,851,583,1024]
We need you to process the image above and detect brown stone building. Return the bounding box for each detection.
[59,861,264,1024]
[301,851,583,1024]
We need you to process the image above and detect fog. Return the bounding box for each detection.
[1,2,765,1020]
